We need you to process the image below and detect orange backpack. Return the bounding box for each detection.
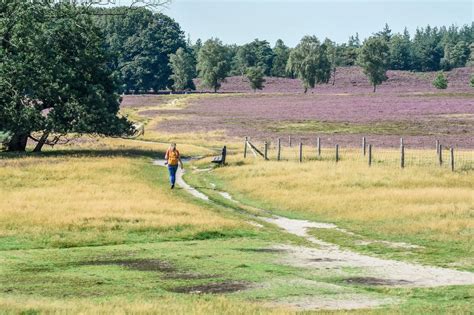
[167,149,180,165]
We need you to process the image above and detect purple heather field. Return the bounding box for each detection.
[123,67,474,149]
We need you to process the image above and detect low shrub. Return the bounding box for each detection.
[432,72,448,89]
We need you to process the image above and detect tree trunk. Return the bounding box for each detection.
[373,84,377,93]
[33,132,50,152]
[332,68,336,85]
[304,87,308,94]
[7,133,28,152]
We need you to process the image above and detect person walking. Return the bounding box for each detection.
[164,143,183,189]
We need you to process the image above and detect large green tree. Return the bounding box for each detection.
[324,38,343,85]
[376,23,392,42]
[0,1,132,152]
[389,28,412,70]
[236,39,274,76]
[94,7,186,92]
[287,36,331,93]
[469,43,474,66]
[358,36,390,92]
[447,41,470,68]
[225,44,241,76]
[412,26,443,71]
[169,48,196,91]
[338,33,360,66]
[271,39,291,77]
[197,38,230,92]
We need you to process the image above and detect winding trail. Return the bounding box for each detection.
[154,158,474,308]
[153,159,209,201]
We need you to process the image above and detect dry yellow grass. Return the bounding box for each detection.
[0,295,376,315]
[58,136,216,158]
[0,146,238,246]
[213,152,474,243]
[0,296,298,315]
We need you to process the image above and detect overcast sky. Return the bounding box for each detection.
[123,0,473,46]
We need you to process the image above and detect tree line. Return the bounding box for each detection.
[91,8,474,94]
[1,2,473,152]
[183,23,474,93]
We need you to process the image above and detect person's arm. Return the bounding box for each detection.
[164,149,169,164]
[178,157,184,169]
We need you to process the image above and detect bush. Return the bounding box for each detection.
[0,131,11,150]
[470,74,474,88]
[432,72,448,89]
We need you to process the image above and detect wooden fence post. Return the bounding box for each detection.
[400,137,404,147]
[244,136,248,158]
[335,144,339,163]
[436,140,440,155]
[289,136,292,147]
[400,144,405,169]
[362,137,366,156]
[317,137,321,157]
[450,148,454,172]
[299,142,303,163]
[368,144,372,167]
[439,145,443,166]
[264,141,268,160]
[277,138,281,161]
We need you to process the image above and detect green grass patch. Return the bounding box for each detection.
[267,120,429,136]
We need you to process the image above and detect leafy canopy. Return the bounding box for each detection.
[93,7,186,92]
[169,48,196,91]
[287,36,331,93]
[197,38,230,92]
[236,39,274,76]
[0,1,132,151]
[271,39,291,77]
[358,36,390,92]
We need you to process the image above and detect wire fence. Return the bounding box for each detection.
[243,136,474,172]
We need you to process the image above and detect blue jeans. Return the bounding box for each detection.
[168,165,178,185]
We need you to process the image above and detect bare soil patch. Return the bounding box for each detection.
[162,272,218,280]
[235,248,287,253]
[81,259,175,272]
[81,257,219,281]
[309,258,341,262]
[170,281,249,294]
[343,277,412,286]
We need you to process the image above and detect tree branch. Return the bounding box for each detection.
[50,0,172,15]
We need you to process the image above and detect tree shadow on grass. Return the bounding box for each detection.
[0,148,165,161]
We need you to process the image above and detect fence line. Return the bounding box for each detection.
[243,137,474,172]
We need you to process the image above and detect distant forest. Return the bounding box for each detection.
[93,7,473,92]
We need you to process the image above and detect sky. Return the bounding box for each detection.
[123,0,473,46]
